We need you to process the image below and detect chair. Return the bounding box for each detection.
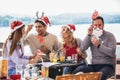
[56,72,102,80]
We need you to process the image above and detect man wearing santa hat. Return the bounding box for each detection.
[23,16,59,60]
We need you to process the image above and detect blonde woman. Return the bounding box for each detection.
[60,24,87,74]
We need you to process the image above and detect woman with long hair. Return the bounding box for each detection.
[2,20,39,77]
[60,24,87,74]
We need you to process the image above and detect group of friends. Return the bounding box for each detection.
[2,11,116,80]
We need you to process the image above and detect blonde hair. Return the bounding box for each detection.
[2,26,24,56]
[62,27,76,46]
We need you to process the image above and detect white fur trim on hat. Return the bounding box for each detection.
[11,24,24,33]
[66,25,74,32]
[37,19,47,26]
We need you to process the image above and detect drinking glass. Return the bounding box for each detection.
[72,54,78,62]
[53,52,58,63]
[59,51,65,62]
[45,67,49,79]
[49,52,54,62]
[32,67,38,80]
[74,54,78,62]
[16,64,22,78]
[41,66,46,78]
[0,58,8,79]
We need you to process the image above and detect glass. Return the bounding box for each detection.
[52,51,58,63]
[49,52,54,62]
[59,51,65,62]
[0,58,8,79]
[49,50,58,63]
[41,66,50,80]
[16,64,22,78]
[31,67,38,80]
[72,54,78,62]
[41,66,45,78]
[23,68,30,79]
[74,54,78,62]
[45,67,49,79]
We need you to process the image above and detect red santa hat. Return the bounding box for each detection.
[10,20,24,33]
[67,24,76,32]
[36,16,51,26]
[92,10,99,20]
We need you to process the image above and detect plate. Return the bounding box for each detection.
[66,59,74,61]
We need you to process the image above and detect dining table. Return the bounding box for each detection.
[35,59,84,79]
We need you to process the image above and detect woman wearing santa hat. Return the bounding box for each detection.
[2,20,40,77]
[59,24,88,74]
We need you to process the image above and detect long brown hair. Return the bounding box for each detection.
[2,25,25,56]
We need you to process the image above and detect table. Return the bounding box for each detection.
[35,60,84,79]
[51,60,83,68]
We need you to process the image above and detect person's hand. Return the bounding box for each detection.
[36,49,46,56]
[76,48,82,55]
[29,58,39,64]
[60,47,66,54]
[29,54,41,64]
[76,48,87,59]
[26,24,34,33]
[40,45,49,54]
[34,54,41,59]
[88,25,94,36]
[91,36,100,47]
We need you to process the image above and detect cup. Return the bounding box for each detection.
[72,54,75,60]
[74,54,78,62]
[49,52,54,62]
[31,67,38,80]
[41,66,49,79]
[53,58,58,63]
[41,66,45,78]
[59,51,65,62]
[53,52,58,63]
[16,64,22,78]
[72,54,78,62]
[0,58,8,79]
[45,67,49,79]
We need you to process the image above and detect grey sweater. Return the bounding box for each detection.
[81,31,116,67]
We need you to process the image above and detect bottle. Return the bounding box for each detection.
[41,66,46,79]
[0,57,8,79]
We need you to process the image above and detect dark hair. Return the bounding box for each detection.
[93,16,104,25]
[35,19,46,27]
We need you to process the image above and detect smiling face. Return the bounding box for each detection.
[93,19,104,30]
[93,16,104,30]
[35,22,47,36]
[92,17,105,37]
[61,26,71,39]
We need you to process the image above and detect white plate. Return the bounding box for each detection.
[66,59,74,61]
